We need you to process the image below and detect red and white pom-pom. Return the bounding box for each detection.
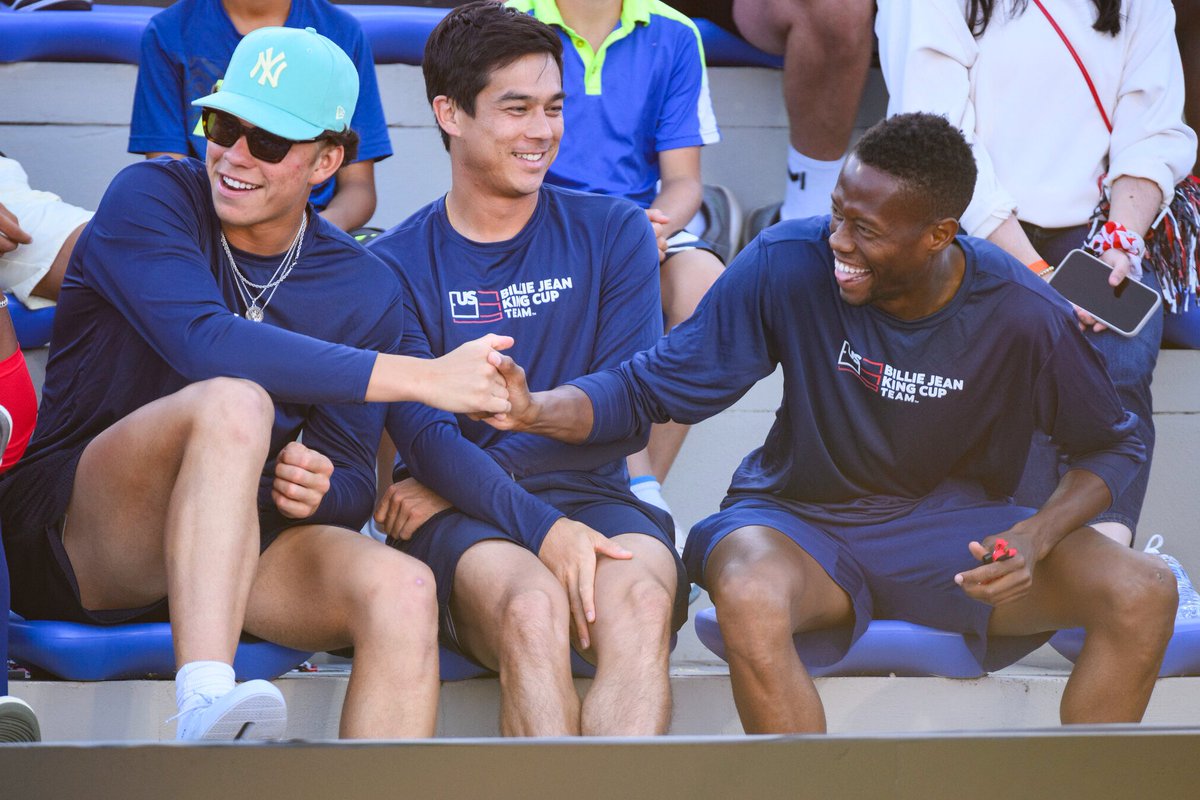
[1087,220,1145,279]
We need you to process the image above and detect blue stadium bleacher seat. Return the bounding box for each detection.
[694,606,1049,679]
[8,613,312,681]
[1049,622,1200,677]
[5,293,55,350]
[0,5,783,68]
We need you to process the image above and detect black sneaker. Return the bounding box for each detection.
[697,184,742,263]
[742,202,781,247]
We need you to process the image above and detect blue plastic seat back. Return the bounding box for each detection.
[694,606,986,678]
[0,5,784,68]
[5,293,55,350]
[1050,621,1200,677]
[8,615,311,681]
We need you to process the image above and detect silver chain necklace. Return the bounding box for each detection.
[219,212,307,322]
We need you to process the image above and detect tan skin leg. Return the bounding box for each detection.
[578,533,678,735]
[985,526,1176,723]
[244,525,440,738]
[29,221,85,303]
[704,526,854,733]
[64,377,274,665]
[732,0,875,159]
[450,539,580,737]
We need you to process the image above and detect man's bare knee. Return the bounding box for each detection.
[1090,552,1177,650]
[182,377,274,449]
[350,553,438,645]
[498,587,569,660]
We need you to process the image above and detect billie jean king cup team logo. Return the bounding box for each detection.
[837,340,965,404]
[449,278,575,323]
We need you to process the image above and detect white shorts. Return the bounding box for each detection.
[0,156,93,309]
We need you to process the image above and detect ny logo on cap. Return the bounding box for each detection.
[251,48,288,88]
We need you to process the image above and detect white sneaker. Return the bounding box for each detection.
[0,696,40,743]
[173,680,287,741]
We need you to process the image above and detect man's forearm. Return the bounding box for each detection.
[1014,468,1114,560]
[522,385,595,444]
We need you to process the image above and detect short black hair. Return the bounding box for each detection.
[319,127,359,164]
[852,112,977,223]
[422,1,564,151]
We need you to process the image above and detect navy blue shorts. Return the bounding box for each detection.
[683,481,1051,670]
[394,473,689,662]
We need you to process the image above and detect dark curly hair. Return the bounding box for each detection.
[852,113,977,223]
[422,1,564,151]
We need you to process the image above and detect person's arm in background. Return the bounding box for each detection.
[652,147,704,238]
[319,160,376,232]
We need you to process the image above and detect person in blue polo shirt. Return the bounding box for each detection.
[2,27,513,742]
[482,113,1178,734]
[129,0,392,232]
[370,2,687,737]
[508,0,724,525]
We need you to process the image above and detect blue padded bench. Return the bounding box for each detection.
[695,606,1042,678]
[1049,621,1200,677]
[0,5,782,68]
[5,293,55,350]
[8,614,312,681]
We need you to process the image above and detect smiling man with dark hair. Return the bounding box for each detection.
[0,26,512,742]
[484,111,1178,734]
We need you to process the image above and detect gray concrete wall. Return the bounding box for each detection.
[0,61,887,225]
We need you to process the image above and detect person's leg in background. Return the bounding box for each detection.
[732,0,876,227]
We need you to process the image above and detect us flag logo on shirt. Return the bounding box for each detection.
[837,340,882,392]
[448,290,503,324]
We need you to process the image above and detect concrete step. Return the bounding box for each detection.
[10,667,1200,742]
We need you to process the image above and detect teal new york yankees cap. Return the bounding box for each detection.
[192,26,358,141]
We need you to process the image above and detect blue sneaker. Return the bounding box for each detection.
[1144,535,1200,620]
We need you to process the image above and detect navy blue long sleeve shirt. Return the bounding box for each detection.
[573,218,1144,523]
[11,158,406,536]
[372,186,661,552]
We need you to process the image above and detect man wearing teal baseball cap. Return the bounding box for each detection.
[0,26,515,741]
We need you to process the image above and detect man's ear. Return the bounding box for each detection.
[432,95,462,141]
[927,216,961,253]
[310,142,345,186]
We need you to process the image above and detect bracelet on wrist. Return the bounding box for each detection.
[1028,258,1052,276]
[0,294,8,310]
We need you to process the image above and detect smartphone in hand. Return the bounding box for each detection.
[1047,248,1162,337]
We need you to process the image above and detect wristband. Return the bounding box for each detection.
[0,294,8,310]
[1087,221,1145,279]
[1028,259,1054,278]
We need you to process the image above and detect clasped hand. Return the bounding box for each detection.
[272,441,334,519]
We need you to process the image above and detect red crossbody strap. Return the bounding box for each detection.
[1031,0,1114,132]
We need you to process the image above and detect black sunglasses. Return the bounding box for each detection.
[201,108,319,164]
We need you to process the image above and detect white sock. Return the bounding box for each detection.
[629,476,673,516]
[175,661,236,715]
[781,146,845,221]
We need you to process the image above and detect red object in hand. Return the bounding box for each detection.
[983,538,1018,564]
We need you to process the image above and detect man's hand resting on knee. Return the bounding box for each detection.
[954,530,1038,606]
[538,518,632,651]
[271,441,334,519]
[374,477,452,541]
